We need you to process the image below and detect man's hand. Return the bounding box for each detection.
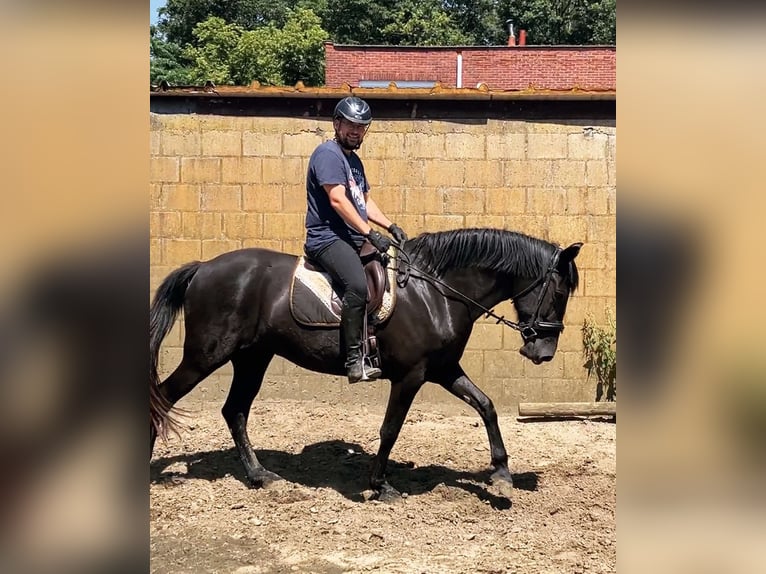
[367,230,392,254]
[387,223,408,244]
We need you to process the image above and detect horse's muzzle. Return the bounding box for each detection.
[519,343,555,364]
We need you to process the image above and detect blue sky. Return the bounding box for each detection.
[150,0,166,25]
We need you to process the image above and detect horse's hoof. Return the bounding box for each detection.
[373,483,402,503]
[248,470,283,489]
[489,470,514,499]
[156,473,187,486]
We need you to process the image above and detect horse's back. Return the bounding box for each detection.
[206,246,298,268]
[185,247,298,315]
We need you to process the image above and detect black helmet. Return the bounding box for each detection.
[333,97,372,125]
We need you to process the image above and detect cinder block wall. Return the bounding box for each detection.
[150,112,615,410]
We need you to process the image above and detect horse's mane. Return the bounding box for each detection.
[404,228,579,292]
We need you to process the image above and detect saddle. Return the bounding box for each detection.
[289,242,398,328]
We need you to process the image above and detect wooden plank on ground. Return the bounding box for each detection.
[518,402,616,417]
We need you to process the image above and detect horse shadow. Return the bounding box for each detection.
[151,440,538,510]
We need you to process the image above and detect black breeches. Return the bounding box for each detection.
[312,240,366,311]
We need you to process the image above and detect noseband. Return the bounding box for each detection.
[394,244,565,343]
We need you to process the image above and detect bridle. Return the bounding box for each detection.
[392,244,565,343]
[501,248,565,341]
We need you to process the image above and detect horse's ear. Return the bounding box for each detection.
[560,242,583,262]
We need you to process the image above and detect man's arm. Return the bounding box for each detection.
[364,195,393,230]
[325,184,373,235]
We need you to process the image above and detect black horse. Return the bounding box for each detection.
[150,228,581,500]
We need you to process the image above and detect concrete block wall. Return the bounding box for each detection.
[150,112,615,410]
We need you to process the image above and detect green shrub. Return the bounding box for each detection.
[582,310,616,401]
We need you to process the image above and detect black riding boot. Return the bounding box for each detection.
[342,296,382,384]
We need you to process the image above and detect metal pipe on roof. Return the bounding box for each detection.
[506,20,515,46]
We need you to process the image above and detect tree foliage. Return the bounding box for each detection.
[587,0,617,44]
[279,8,328,85]
[184,17,245,84]
[444,0,506,45]
[499,0,616,45]
[150,25,194,85]
[231,8,328,86]
[156,0,300,46]
[320,0,395,45]
[150,0,615,86]
[161,9,328,87]
[381,0,472,46]
[320,0,503,46]
[230,26,283,86]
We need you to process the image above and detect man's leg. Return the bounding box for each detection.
[313,240,381,383]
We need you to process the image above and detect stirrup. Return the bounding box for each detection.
[360,356,382,381]
[347,359,379,384]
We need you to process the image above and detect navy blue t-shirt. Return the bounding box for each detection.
[304,140,370,256]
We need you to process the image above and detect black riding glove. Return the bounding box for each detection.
[387,223,408,244]
[367,229,392,254]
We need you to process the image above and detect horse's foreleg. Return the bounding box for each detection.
[370,375,424,501]
[222,352,280,488]
[437,366,514,495]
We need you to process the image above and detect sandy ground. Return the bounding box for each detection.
[150,395,615,574]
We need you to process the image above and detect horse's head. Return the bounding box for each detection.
[514,242,582,364]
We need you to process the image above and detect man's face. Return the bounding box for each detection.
[334,117,369,151]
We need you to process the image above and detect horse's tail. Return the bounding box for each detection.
[150,261,201,438]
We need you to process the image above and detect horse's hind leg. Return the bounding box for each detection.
[152,359,213,455]
[222,351,280,488]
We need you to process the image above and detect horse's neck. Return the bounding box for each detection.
[441,268,510,316]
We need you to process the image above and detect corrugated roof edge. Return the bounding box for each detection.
[150,81,615,101]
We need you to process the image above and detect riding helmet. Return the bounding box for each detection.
[333,97,372,125]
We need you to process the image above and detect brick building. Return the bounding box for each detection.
[324,42,615,92]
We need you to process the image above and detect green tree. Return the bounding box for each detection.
[150,25,194,85]
[230,26,285,86]
[183,9,328,86]
[381,0,471,46]
[442,0,506,45]
[279,8,329,85]
[498,0,615,45]
[322,0,397,44]
[231,8,328,86]
[157,0,299,46]
[588,0,616,44]
[184,17,244,85]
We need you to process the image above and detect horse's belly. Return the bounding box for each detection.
[273,331,346,377]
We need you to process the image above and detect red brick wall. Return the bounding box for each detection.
[325,43,615,91]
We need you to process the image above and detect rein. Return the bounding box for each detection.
[390,241,564,342]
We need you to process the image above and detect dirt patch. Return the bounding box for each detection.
[151,397,615,574]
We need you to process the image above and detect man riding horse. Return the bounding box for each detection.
[303,97,408,384]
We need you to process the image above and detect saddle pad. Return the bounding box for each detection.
[289,250,397,327]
